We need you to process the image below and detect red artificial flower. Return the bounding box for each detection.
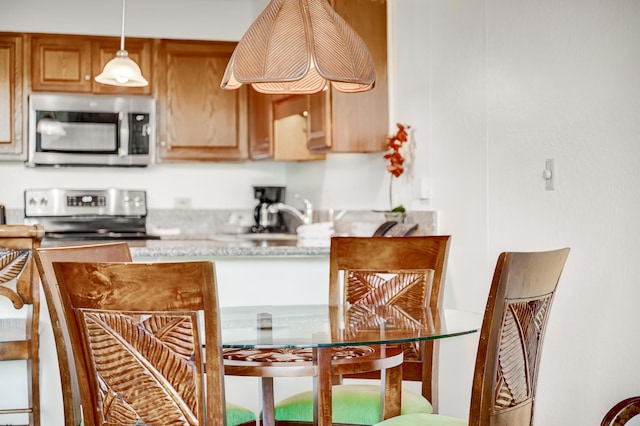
[384,123,410,178]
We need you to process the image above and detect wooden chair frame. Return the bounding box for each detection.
[269,235,451,426]
[371,247,570,426]
[601,396,640,426]
[34,242,132,426]
[328,236,451,410]
[469,248,570,425]
[51,260,229,425]
[0,224,45,426]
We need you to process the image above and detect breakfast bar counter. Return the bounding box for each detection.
[128,237,330,258]
[41,234,331,258]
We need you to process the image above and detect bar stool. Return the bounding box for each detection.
[0,225,44,426]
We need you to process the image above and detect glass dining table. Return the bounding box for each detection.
[220,304,482,426]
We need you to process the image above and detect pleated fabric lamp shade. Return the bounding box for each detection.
[221,0,376,94]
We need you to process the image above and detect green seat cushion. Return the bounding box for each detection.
[80,403,255,426]
[373,413,467,426]
[227,402,257,426]
[80,402,256,426]
[274,384,433,425]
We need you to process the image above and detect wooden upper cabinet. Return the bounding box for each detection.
[155,40,248,162]
[31,35,92,92]
[309,0,389,153]
[248,90,326,161]
[248,88,273,160]
[31,34,152,95]
[306,91,331,151]
[0,34,25,159]
[272,95,325,161]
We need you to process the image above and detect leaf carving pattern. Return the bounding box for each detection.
[346,271,429,308]
[344,270,432,362]
[81,310,201,425]
[495,296,552,410]
[0,249,30,308]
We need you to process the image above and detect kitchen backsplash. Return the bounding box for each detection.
[147,209,438,237]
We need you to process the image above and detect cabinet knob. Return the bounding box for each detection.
[85,74,91,81]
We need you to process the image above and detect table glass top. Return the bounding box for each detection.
[220,304,482,349]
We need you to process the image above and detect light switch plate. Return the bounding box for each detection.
[544,159,555,191]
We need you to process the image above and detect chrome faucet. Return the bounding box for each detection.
[267,195,313,225]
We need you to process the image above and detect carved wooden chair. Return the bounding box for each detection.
[0,224,44,426]
[270,236,451,425]
[370,247,571,426]
[51,259,257,426]
[601,397,640,426]
[34,242,133,426]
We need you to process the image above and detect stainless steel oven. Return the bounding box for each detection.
[27,94,155,167]
[24,188,159,241]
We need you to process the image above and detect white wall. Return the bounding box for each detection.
[487,0,640,423]
[422,0,640,424]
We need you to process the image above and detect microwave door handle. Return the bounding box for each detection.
[118,112,129,156]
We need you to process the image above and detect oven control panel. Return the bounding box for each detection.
[24,188,148,217]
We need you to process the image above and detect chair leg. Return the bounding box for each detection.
[28,353,40,426]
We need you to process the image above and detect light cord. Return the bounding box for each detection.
[119,0,126,51]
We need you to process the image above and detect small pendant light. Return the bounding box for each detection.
[221,0,375,95]
[95,0,148,87]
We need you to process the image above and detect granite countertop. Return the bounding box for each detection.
[41,236,330,258]
[128,237,330,258]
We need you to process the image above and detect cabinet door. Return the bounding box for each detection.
[306,90,332,151]
[272,95,325,161]
[0,34,24,159]
[31,35,93,92]
[92,37,152,95]
[248,88,273,160]
[157,40,248,162]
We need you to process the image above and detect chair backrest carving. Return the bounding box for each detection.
[51,260,226,426]
[0,249,31,307]
[469,248,570,426]
[34,242,132,426]
[329,236,451,409]
[0,225,44,308]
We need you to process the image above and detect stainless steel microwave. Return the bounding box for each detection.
[27,93,155,167]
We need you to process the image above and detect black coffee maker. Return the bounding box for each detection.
[252,186,287,233]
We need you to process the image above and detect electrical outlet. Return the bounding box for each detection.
[174,197,192,209]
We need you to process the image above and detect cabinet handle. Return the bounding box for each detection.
[85,74,91,81]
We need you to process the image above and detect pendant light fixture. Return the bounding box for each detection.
[95,0,148,87]
[221,0,375,95]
